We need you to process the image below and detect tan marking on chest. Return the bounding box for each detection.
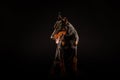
[61,41,65,46]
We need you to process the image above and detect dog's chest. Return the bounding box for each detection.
[61,34,75,46]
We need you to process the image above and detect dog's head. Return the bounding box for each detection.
[50,14,69,44]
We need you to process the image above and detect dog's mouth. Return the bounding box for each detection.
[53,31,66,44]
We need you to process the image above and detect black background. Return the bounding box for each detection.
[1,0,120,79]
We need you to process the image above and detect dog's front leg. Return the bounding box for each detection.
[72,46,78,73]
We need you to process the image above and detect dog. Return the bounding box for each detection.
[50,13,79,78]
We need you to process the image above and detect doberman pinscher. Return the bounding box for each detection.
[50,13,79,78]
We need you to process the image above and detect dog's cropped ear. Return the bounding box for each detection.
[58,15,62,20]
[57,12,62,21]
[63,17,69,25]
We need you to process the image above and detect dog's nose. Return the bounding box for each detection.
[50,36,53,39]
[50,36,54,39]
